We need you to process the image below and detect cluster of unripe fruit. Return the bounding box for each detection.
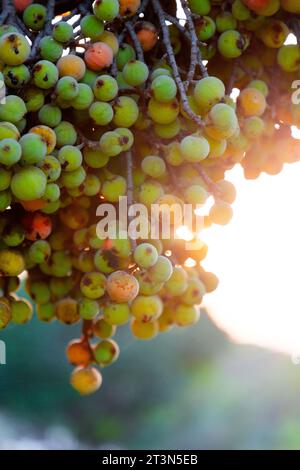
[0,0,299,394]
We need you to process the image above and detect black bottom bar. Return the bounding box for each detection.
[0,449,298,465]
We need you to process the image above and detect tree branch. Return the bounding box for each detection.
[125,150,137,250]
[181,0,208,82]
[125,20,144,61]
[152,0,203,127]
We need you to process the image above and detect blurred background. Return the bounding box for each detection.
[1,304,300,450]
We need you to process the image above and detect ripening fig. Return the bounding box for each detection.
[80,68,98,87]
[80,15,104,41]
[23,3,47,31]
[93,75,118,101]
[216,11,237,32]
[238,88,266,117]
[55,298,80,324]
[195,16,216,41]
[256,20,289,49]
[0,32,30,65]
[0,190,12,211]
[119,0,141,17]
[54,121,77,147]
[244,0,279,16]
[32,60,59,89]
[66,339,93,367]
[242,0,270,10]
[38,104,62,128]
[0,122,20,140]
[0,249,25,276]
[70,366,102,395]
[131,319,159,340]
[135,21,158,51]
[103,303,130,326]
[148,97,179,124]
[209,201,234,225]
[39,36,63,62]
[11,166,47,201]
[205,103,239,139]
[19,133,47,165]
[52,22,74,43]
[37,303,55,322]
[173,305,200,327]
[30,125,57,153]
[22,87,45,112]
[113,96,139,127]
[0,138,22,166]
[280,0,300,13]
[57,55,86,80]
[0,25,18,38]
[11,298,33,324]
[150,75,177,103]
[194,76,225,111]
[89,101,113,126]
[93,0,119,21]
[72,83,94,110]
[13,0,33,13]
[0,168,12,191]
[0,95,27,123]
[80,272,106,299]
[58,146,83,172]
[218,29,249,58]
[106,271,139,303]
[98,31,119,56]
[123,60,149,87]
[84,42,114,71]
[0,300,11,329]
[28,240,51,264]
[277,45,300,72]
[3,64,30,89]
[188,0,211,15]
[116,43,136,70]
[56,76,79,100]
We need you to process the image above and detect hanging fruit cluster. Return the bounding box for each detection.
[0,0,300,395]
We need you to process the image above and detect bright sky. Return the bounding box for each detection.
[202,152,300,357]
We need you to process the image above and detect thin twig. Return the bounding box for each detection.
[181,1,198,87]
[28,0,56,61]
[45,0,55,34]
[125,21,144,61]
[0,0,12,25]
[164,13,188,37]
[125,150,137,250]
[152,0,203,127]
[226,59,238,95]
[197,165,221,197]
[237,60,256,79]
[111,58,118,77]
[181,0,208,81]
[14,16,35,41]
[291,18,300,45]
[28,30,44,61]
[77,128,100,149]
[78,0,91,16]
[164,13,206,46]
[118,0,150,43]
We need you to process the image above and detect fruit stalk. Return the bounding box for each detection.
[152,0,203,126]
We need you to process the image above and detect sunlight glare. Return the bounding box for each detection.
[176,225,194,241]
[203,163,300,357]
